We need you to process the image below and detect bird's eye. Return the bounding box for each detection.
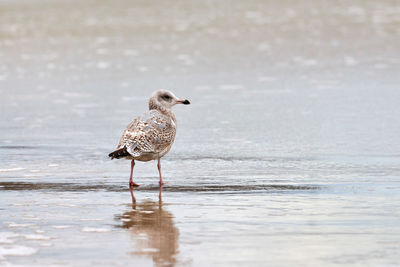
[163,94,171,100]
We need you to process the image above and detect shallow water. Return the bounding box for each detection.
[1,0,400,266]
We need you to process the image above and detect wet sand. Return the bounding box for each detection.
[1,0,400,266]
[1,181,400,266]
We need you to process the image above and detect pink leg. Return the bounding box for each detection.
[157,158,165,186]
[129,160,139,187]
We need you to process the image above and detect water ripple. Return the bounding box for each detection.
[0,182,319,192]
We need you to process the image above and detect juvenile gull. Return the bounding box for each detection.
[109,90,190,187]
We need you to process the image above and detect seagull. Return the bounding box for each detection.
[109,90,190,187]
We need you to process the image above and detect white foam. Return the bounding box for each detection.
[24,234,51,240]
[0,245,38,260]
[7,223,33,228]
[48,164,59,167]
[81,227,110,233]
[51,225,72,229]
[0,232,19,244]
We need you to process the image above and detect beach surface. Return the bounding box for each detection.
[1,0,400,266]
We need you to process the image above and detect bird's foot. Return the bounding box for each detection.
[159,181,167,186]
[129,181,140,187]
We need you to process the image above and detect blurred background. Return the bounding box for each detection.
[1,0,400,266]
[1,0,399,158]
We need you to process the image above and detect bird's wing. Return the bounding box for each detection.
[117,110,176,157]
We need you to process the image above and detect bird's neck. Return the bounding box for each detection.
[148,99,177,123]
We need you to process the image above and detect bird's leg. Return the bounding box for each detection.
[129,160,139,187]
[157,158,165,186]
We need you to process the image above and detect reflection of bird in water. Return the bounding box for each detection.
[108,90,190,187]
[115,187,179,267]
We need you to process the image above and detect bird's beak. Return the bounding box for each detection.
[176,99,190,105]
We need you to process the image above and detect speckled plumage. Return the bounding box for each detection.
[116,109,177,161]
[109,89,190,186]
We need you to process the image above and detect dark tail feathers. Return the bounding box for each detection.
[108,146,130,159]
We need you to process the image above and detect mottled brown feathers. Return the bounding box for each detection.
[115,110,176,160]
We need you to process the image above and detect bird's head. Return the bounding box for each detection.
[149,89,190,110]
